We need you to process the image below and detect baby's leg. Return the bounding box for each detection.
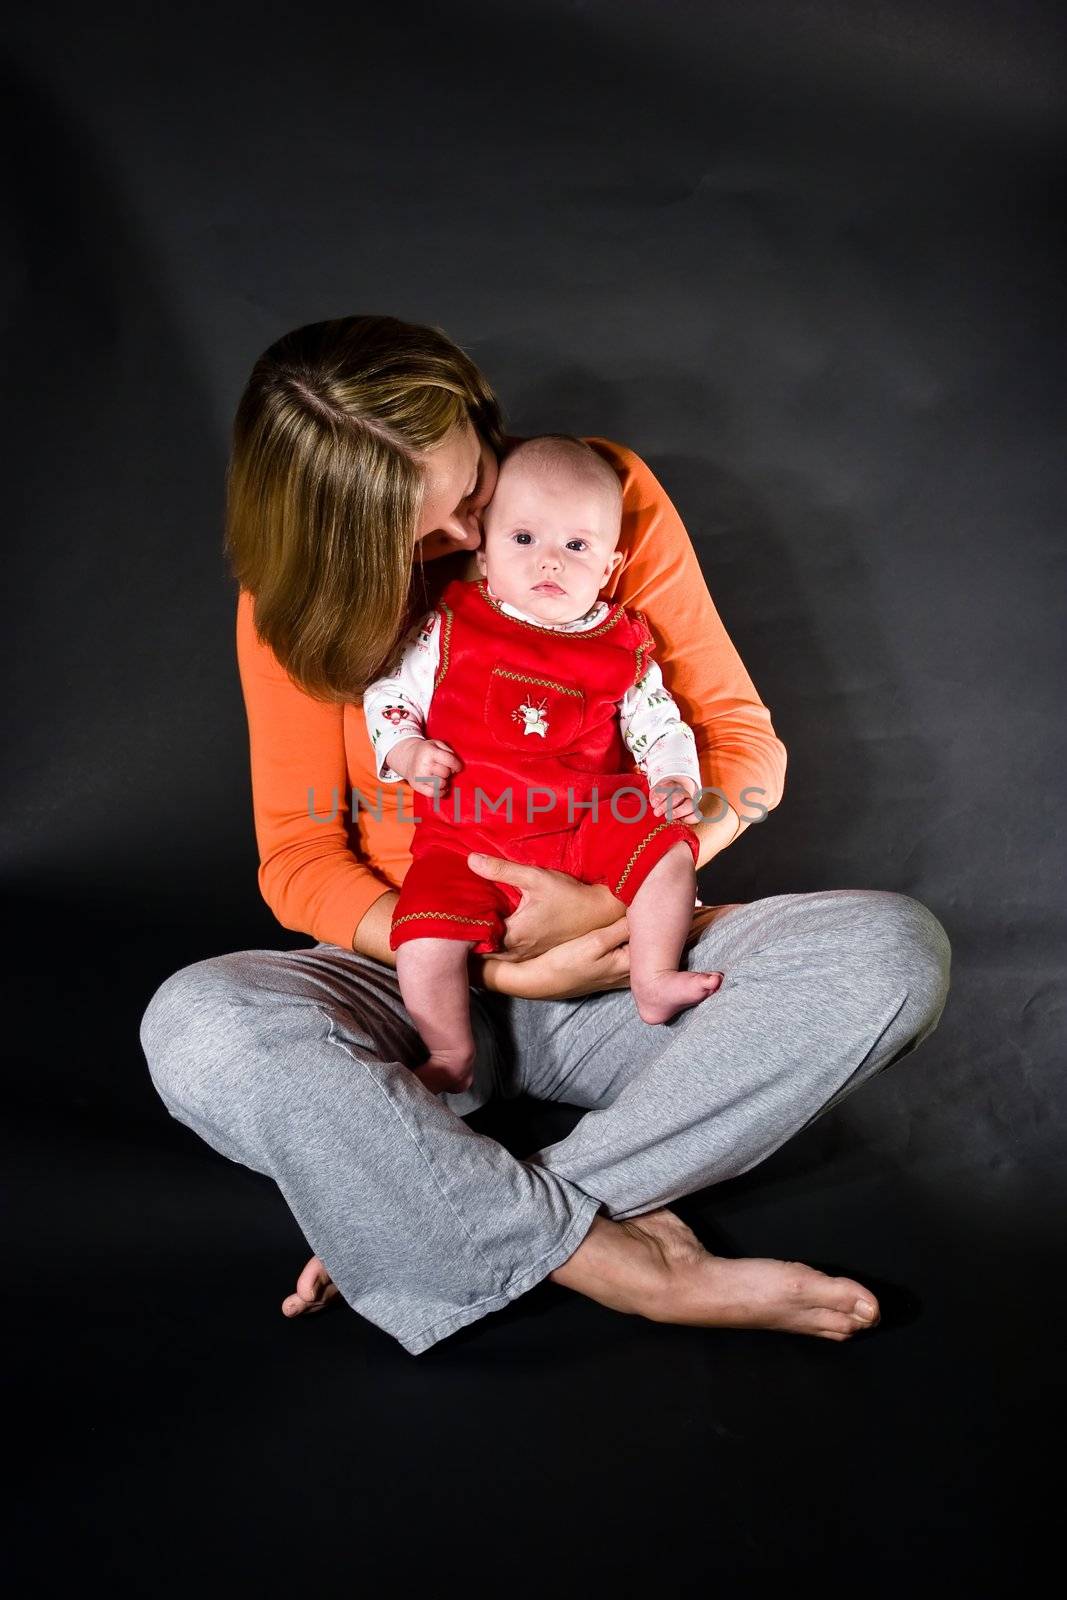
[395,936,478,1094]
[627,841,723,1025]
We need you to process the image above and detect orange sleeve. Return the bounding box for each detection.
[590,438,787,823]
[235,588,394,948]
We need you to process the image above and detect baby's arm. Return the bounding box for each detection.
[619,660,703,822]
[362,610,461,793]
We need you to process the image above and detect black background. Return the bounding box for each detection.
[5,1,1064,1589]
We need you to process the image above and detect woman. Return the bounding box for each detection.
[139,315,951,1357]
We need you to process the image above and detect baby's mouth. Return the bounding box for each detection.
[532,581,565,594]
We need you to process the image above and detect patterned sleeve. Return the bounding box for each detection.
[361,610,441,781]
[619,657,703,794]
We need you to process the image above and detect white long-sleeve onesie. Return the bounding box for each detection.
[363,590,702,795]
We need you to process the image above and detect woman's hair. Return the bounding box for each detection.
[224,315,506,702]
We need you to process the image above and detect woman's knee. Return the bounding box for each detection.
[138,953,257,1109]
[860,891,952,1029]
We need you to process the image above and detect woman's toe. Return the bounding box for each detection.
[282,1256,339,1316]
[814,1309,862,1338]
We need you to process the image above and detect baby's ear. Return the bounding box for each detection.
[475,549,488,575]
[607,550,624,576]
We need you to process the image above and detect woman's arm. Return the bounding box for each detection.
[236,588,396,952]
[588,437,788,858]
[693,801,744,867]
[350,889,400,962]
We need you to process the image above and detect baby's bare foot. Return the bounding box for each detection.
[413,1047,475,1096]
[632,968,723,1025]
[281,1255,339,1318]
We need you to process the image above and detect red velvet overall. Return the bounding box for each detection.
[389,578,698,955]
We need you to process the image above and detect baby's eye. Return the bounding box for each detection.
[566,540,588,552]
[512,531,533,545]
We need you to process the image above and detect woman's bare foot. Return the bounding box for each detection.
[550,1207,881,1341]
[631,968,723,1025]
[277,1212,702,1323]
[277,1211,697,1323]
[281,1255,339,1318]
[282,1207,882,1343]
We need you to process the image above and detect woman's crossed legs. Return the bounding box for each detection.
[139,887,950,1355]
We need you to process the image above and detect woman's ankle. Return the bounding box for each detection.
[547,1214,669,1313]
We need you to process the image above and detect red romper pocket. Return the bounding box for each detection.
[484,665,585,755]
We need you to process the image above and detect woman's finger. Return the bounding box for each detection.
[598,948,631,989]
[467,851,538,888]
[594,919,631,954]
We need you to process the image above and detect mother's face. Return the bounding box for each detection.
[413,421,499,562]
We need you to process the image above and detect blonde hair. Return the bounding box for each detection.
[224,315,505,701]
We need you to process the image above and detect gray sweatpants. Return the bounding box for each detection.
[139,888,950,1355]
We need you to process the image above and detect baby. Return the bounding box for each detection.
[363,435,722,1094]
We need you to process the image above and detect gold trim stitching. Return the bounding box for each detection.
[434,602,453,690]
[475,578,624,638]
[632,609,653,687]
[491,666,583,699]
[614,819,685,897]
[393,910,496,928]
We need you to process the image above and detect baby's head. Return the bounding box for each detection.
[476,435,624,624]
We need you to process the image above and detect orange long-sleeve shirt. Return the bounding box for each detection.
[235,438,787,950]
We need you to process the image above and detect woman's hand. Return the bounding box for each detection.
[482,917,632,1000]
[473,903,722,1001]
[466,853,622,961]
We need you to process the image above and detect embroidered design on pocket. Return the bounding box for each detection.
[512,697,550,737]
[486,666,584,752]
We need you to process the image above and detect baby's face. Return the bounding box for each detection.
[476,463,623,623]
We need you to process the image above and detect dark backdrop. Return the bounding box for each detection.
[5,1,1063,1590]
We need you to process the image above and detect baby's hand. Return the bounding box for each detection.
[387,736,463,797]
[649,775,700,824]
